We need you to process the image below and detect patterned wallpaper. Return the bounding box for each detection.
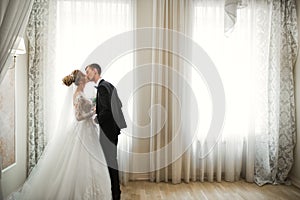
[0,68,15,170]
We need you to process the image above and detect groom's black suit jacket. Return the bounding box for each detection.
[96,79,127,140]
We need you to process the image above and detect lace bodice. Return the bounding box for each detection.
[74,92,95,121]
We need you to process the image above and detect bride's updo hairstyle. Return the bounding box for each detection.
[62,70,85,86]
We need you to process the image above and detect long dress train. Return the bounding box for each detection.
[9,92,111,200]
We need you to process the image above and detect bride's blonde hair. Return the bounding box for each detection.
[62,70,85,86]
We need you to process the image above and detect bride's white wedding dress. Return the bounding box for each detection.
[9,92,111,200]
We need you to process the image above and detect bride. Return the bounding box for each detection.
[9,70,111,200]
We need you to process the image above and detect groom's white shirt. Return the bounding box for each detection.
[94,78,102,95]
[96,78,102,87]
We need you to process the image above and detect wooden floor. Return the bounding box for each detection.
[120,180,300,200]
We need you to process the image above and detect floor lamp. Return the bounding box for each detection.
[10,37,26,69]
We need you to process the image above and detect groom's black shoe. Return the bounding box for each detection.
[112,187,121,200]
[113,194,120,200]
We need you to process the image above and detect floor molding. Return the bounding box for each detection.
[130,173,149,181]
[290,175,300,189]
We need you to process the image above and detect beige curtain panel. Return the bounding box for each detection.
[0,0,34,83]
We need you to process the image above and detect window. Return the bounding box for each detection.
[193,2,270,140]
[48,0,134,138]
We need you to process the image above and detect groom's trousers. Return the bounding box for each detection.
[99,128,121,200]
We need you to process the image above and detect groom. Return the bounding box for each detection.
[85,63,127,200]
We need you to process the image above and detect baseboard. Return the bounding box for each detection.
[130,173,149,181]
[290,175,300,189]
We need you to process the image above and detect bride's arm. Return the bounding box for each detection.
[75,96,95,121]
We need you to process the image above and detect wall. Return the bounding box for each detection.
[1,36,28,198]
[290,0,300,189]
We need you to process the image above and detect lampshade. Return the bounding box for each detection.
[11,37,26,55]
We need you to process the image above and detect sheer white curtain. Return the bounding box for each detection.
[254,0,298,185]
[192,0,270,182]
[193,0,298,185]
[47,0,134,137]
[43,0,135,183]
[142,0,275,183]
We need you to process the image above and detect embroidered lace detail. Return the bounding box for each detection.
[83,185,107,200]
[74,92,94,121]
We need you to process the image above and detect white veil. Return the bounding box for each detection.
[49,73,107,166]
[50,71,96,141]
[51,85,75,140]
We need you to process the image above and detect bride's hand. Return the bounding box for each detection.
[92,106,96,114]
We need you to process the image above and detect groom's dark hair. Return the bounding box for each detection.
[86,63,101,75]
